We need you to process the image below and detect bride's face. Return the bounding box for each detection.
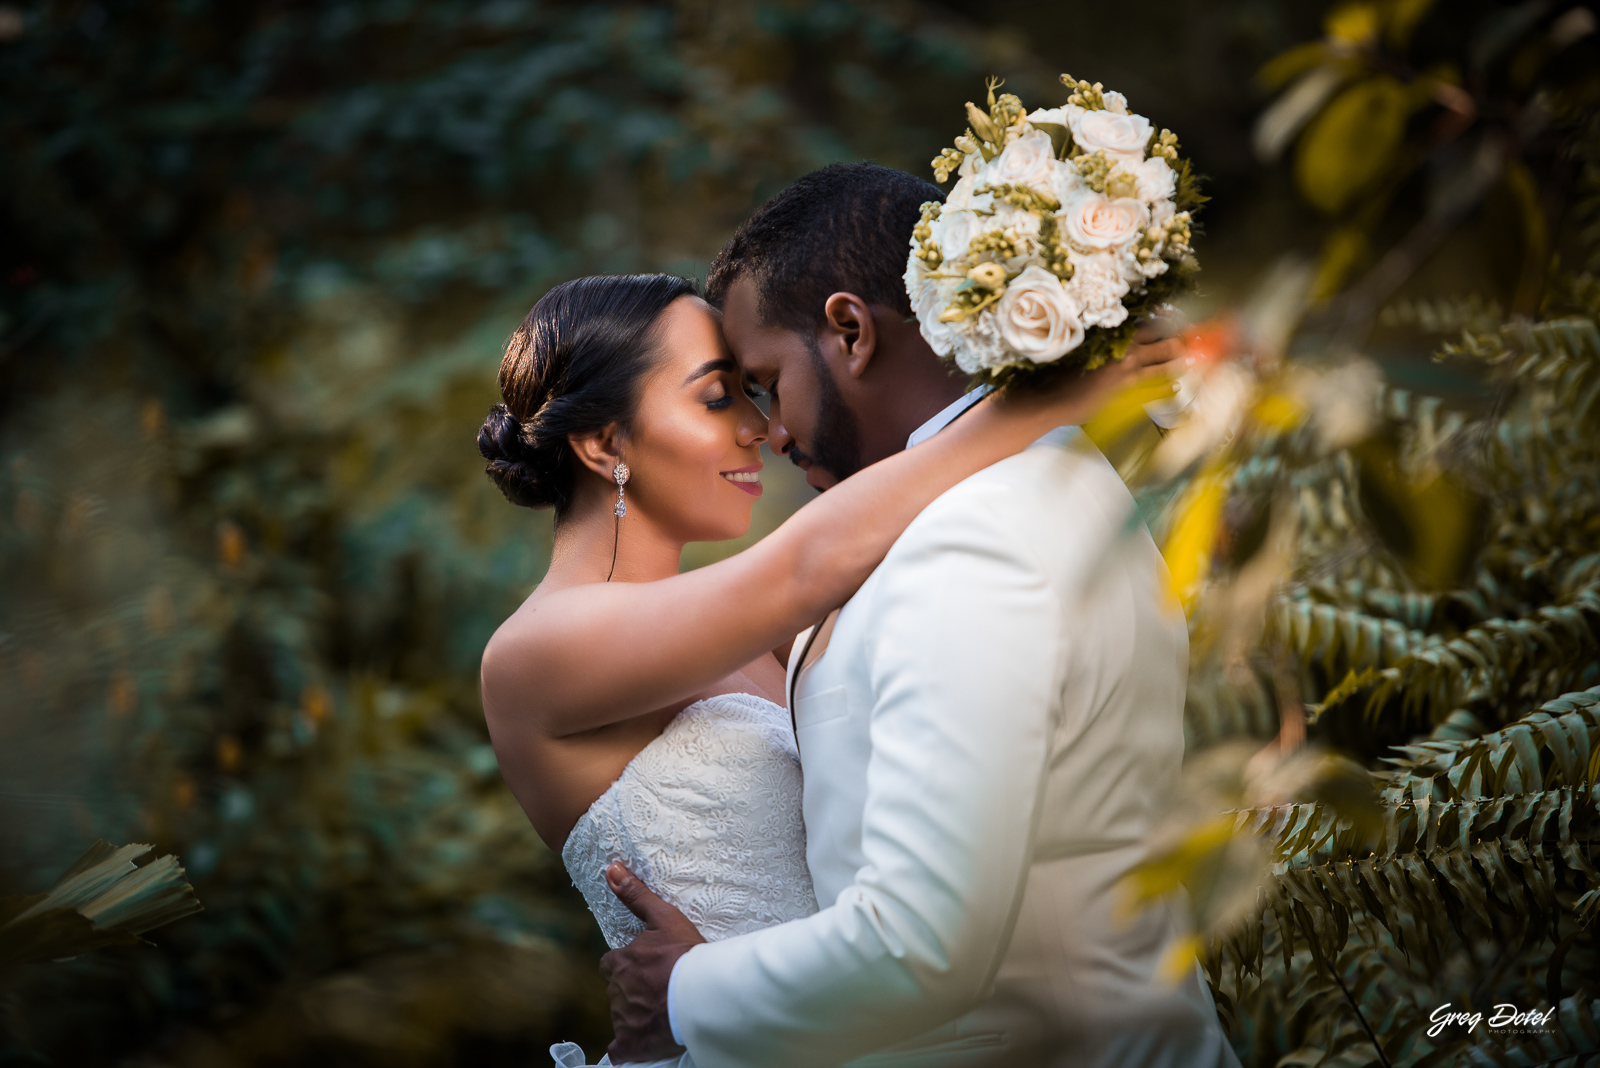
[625,296,769,543]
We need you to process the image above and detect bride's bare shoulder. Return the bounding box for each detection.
[479,581,586,713]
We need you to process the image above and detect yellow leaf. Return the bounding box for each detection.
[1252,392,1305,431]
[1156,933,1204,985]
[1311,227,1369,301]
[1162,472,1228,615]
[1256,41,1334,91]
[1082,375,1178,454]
[1325,2,1380,46]
[1352,436,1487,589]
[1294,76,1410,215]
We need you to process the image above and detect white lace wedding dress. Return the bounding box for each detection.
[550,692,819,1068]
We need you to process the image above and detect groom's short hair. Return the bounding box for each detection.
[706,162,943,333]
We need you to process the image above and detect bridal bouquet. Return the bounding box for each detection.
[906,76,1203,382]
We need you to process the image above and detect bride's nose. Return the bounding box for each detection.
[737,399,768,449]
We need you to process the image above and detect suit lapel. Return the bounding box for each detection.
[786,607,841,733]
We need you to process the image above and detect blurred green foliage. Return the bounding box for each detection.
[1120,5,1600,1066]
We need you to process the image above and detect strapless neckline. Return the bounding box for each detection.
[558,690,819,952]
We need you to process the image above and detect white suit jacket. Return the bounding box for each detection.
[670,426,1241,1068]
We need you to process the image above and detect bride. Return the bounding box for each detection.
[475,272,1178,1066]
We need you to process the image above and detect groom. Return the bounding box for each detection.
[599,163,1240,1068]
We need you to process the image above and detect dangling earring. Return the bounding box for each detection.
[606,461,630,582]
[612,462,630,517]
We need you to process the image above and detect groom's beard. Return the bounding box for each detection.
[791,335,863,490]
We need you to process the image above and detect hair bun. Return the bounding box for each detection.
[478,403,553,509]
[484,273,698,516]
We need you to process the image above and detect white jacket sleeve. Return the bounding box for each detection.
[670,487,1063,1068]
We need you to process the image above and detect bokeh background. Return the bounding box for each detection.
[2,1,1597,1065]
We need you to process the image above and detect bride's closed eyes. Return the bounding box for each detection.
[699,371,768,414]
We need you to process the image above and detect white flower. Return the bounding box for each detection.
[1102,90,1129,115]
[1062,191,1149,251]
[1070,109,1154,165]
[1150,198,1176,228]
[1067,253,1132,329]
[909,267,962,359]
[935,209,982,262]
[996,264,1086,364]
[1133,244,1170,280]
[943,173,991,212]
[1046,158,1085,208]
[991,203,1043,248]
[1027,105,1082,130]
[952,308,1011,374]
[983,129,1058,191]
[1133,156,1177,204]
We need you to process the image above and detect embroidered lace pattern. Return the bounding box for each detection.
[561,692,818,949]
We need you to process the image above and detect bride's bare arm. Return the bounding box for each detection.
[481,344,1179,735]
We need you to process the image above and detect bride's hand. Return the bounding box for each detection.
[992,316,1189,426]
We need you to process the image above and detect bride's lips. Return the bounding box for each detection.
[720,464,763,498]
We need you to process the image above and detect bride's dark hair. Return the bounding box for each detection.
[479,273,697,516]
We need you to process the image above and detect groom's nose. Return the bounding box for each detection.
[766,398,796,457]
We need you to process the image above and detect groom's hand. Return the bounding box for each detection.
[600,862,706,1064]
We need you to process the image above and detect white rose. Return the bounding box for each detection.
[935,209,981,262]
[996,264,1086,364]
[1062,191,1149,251]
[984,129,1058,191]
[1102,91,1129,115]
[1070,109,1154,165]
[1067,253,1132,329]
[1134,156,1177,204]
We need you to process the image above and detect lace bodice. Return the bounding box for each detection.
[561,692,819,950]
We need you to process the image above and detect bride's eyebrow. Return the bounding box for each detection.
[682,357,737,386]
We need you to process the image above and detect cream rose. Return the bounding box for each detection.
[1067,253,1132,329]
[1071,109,1154,165]
[996,264,1085,364]
[984,129,1059,190]
[1062,192,1148,251]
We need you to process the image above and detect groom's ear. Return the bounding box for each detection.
[821,292,877,381]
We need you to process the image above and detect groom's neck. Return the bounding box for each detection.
[848,309,969,468]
